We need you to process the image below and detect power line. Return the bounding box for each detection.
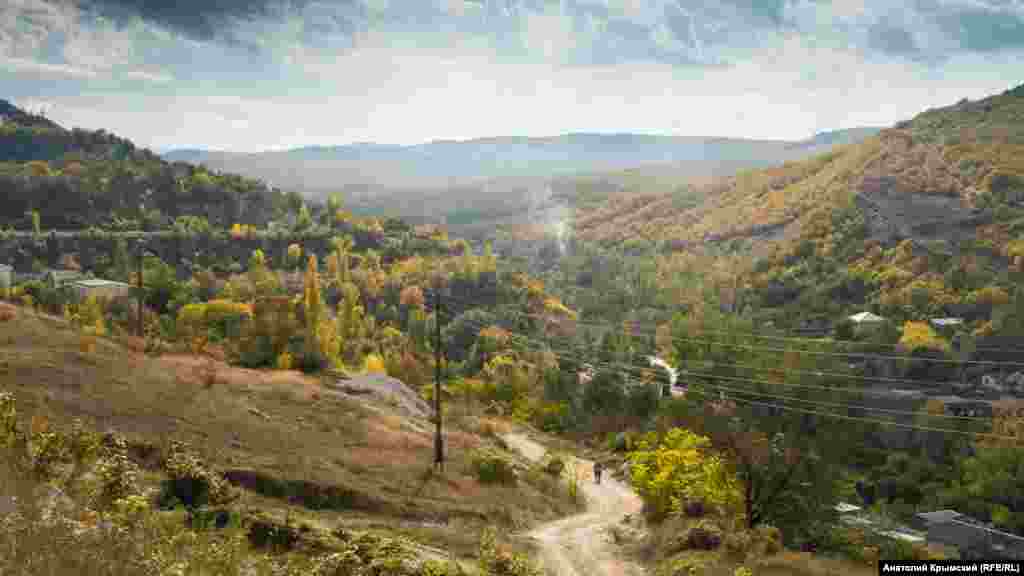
[446,312,1024,442]
[438,289,1024,367]
[685,378,995,423]
[454,315,1002,424]
[681,387,1021,442]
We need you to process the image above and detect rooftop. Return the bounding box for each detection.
[916,510,964,525]
[70,279,132,288]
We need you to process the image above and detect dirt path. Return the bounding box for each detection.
[503,432,645,576]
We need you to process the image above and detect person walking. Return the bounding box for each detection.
[594,461,604,485]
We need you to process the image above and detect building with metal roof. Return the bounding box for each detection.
[68,278,134,301]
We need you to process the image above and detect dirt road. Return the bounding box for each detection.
[503,432,645,576]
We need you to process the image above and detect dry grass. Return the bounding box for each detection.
[0,310,581,561]
[754,551,876,576]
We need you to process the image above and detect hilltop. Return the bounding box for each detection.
[160,129,880,238]
[0,99,293,231]
[162,130,882,191]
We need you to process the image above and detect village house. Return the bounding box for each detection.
[914,510,1024,559]
[68,278,134,301]
[43,268,85,290]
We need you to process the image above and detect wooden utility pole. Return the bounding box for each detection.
[136,239,144,338]
[433,284,444,471]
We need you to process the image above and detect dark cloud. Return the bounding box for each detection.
[933,6,1024,52]
[718,0,786,26]
[74,0,363,43]
[867,19,919,56]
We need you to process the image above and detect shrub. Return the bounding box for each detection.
[477,527,542,576]
[159,440,237,510]
[723,531,753,559]
[275,351,294,370]
[298,350,328,374]
[363,353,386,374]
[543,453,566,477]
[752,524,783,555]
[661,555,711,576]
[683,500,706,518]
[471,449,518,485]
[92,433,142,511]
[685,520,723,550]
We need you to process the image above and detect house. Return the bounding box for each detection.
[0,264,11,290]
[914,510,1024,559]
[68,279,134,301]
[43,269,85,289]
[931,318,965,338]
[848,311,886,324]
[930,396,994,418]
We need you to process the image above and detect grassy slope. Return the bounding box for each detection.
[0,308,579,561]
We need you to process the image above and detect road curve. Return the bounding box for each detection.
[502,432,645,576]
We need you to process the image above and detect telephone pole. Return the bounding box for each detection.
[432,283,444,471]
[136,239,145,338]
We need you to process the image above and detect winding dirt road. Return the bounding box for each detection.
[503,433,645,576]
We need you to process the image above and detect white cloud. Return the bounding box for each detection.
[124,69,173,84]
[0,56,97,78]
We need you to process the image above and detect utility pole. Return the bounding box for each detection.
[433,283,444,471]
[136,239,145,338]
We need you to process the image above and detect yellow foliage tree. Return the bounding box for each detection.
[629,428,742,519]
[287,244,302,269]
[364,353,386,374]
[898,321,949,354]
[303,254,324,361]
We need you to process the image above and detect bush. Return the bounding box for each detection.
[723,532,753,559]
[685,520,723,551]
[543,453,566,477]
[752,524,782,555]
[682,500,706,518]
[471,449,518,485]
[298,350,328,374]
[158,440,237,510]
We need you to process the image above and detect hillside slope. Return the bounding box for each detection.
[0,307,581,564]
[0,99,291,231]
[573,82,1024,342]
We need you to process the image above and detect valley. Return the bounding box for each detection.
[3,79,1024,575]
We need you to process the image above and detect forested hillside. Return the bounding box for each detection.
[564,83,1024,348]
[0,100,296,231]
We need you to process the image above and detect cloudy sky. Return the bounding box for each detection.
[3,0,1022,152]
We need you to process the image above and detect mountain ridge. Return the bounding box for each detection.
[160,128,882,193]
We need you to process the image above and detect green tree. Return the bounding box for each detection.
[296,203,313,231]
[718,423,839,544]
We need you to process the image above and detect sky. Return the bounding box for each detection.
[2,0,1023,152]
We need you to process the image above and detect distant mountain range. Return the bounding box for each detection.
[162,128,883,194]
